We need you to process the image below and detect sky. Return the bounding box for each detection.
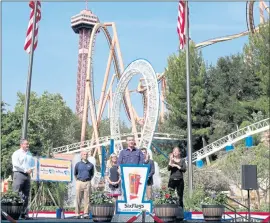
[2,1,264,125]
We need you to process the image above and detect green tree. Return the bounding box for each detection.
[207,53,262,142]
[165,44,211,151]
[95,118,131,137]
[244,23,269,116]
[1,92,81,178]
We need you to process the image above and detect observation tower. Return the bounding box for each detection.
[71,9,99,119]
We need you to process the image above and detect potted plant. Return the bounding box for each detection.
[53,182,67,219]
[201,191,227,221]
[153,185,178,223]
[89,187,114,222]
[1,191,24,220]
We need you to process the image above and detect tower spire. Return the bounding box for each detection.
[85,0,88,10]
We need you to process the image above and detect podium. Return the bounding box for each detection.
[116,164,152,214]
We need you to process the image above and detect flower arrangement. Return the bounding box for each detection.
[201,191,227,205]
[1,191,24,205]
[89,188,114,205]
[153,185,178,205]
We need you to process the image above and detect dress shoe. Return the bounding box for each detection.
[83,214,89,219]
[21,215,33,220]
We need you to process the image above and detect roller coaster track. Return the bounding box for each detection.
[84,23,141,152]
[192,118,269,163]
[246,1,256,33]
[51,132,184,154]
[52,119,268,164]
[195,1,269,49]
[89,24,134,123]
[110,59,160,154]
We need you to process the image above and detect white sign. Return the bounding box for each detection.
[116,165,153,214]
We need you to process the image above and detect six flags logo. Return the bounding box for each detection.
[116,165,152,214]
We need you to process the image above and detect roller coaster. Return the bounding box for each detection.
[52,1,269,165]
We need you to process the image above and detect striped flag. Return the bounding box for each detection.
[177,0,186,49]
[24,1,41,54]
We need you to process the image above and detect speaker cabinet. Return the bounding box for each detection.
[241,165,258,190]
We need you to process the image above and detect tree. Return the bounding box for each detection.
[94,118,131,137]
[244,23,269,117]
[1,92,82,178]
[165,44,211,151]
[206,53,263,142]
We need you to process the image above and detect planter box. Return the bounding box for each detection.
[154,204,178,223]
[1,203,23,220]
[91,203,114,222]
[202,204,225,221]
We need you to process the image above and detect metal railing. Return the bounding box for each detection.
[192,118,269,162]
[223,196,263,222]
[51,132,183,154]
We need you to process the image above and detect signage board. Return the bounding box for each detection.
[116,164,152,214]
[38,158,72,182]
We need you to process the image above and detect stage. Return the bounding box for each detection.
[1,211,269,222]
[0,218,207,223]
[1,214,184,223]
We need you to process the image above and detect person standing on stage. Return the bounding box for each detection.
[141,148,155,200]
[117,136,144,165]
[74,150,94,219]
[105,153,122,199]
[12,139,34,220]
[168,147,186,208]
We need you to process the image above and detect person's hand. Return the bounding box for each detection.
[26,169,33,174]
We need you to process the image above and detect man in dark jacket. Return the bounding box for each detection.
[74,150,94,219]
[117,136,144,165]
[141,148,155,200]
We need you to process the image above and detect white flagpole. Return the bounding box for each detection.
[22,1,38,139]
[185,0,193,197]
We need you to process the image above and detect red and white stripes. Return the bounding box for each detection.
[24,1,41,54]
[177,0,186,50]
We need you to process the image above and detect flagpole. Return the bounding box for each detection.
[185,0,193,197]
[22,1,38,139]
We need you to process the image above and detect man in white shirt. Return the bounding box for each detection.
[12,139,33,220]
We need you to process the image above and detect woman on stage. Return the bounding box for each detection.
[105,153,122,200]
[168,147,186,208]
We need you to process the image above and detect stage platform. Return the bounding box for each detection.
[1,214,186,223]
[0,219,205,223]
[2,212,268,222]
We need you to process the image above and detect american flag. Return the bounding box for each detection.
[177,0,186,50]
[24,1,41,54]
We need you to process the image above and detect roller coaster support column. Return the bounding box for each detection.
[202,138,211,165]
[111,23,139,145]
[151,143,169,159]
[205,156,210,165]
[89,39,116,148]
